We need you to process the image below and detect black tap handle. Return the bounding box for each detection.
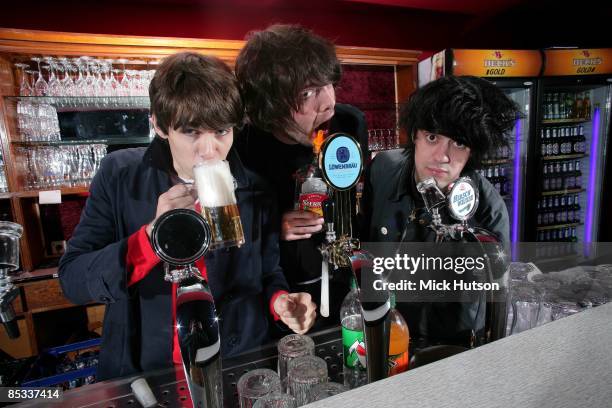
[3,320,19,339]
[322,198,335,224]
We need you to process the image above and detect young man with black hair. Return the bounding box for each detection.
[360,75,520,347]
[234,24,368,324]
[59,52,316,380]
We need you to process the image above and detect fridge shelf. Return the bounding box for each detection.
[541,118,590,125]
[481,159,511,165]
[541,188,586,196]
[536,222,582,231]
[542,154,587,161]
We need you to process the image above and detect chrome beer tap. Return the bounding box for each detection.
[315,132,391,383]
[0,269,20,339]
[0,221,24,339]
[415,176,509,344]
[150,209,222,408]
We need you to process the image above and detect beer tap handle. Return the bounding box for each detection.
[1,315,19,339]
[320,253,330,318]
[322,198,336,243]
[319,198,335,318]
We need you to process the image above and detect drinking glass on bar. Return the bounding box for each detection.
[276,334,315,393]
[193,160,245,249]
[253,393,297,408]
[237,368,281,408]
[310,381,348,402]
[286,355,328,406]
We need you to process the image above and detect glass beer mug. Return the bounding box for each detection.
[193,160,245,250]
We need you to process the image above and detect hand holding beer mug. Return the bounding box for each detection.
[193,160,245,249]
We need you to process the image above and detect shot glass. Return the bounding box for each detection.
[237,369,282,408]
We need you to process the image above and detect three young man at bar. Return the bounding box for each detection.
[59,24,519,379]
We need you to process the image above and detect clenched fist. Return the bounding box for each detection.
[273,292,317,334]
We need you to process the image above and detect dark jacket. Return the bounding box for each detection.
[234,104,368,325]
[58,137,289,380]
[360,149,509,346]
[235,104,369,287]
[361,149,510,244]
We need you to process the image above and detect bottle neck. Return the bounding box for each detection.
[390,291,396,309]
[349,276,358,291]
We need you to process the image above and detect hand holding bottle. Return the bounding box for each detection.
[281,210,324,241]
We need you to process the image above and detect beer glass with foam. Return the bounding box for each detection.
[193,160,245,249]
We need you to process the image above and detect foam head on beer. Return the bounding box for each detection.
[193,160,237,207]
[193,160,245,249]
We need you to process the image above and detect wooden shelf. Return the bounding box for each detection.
[12,266,58,283]
[14,187,90,198]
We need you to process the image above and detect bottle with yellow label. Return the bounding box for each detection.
[388,292,409,376]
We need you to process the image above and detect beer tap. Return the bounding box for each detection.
[415,176,509,344]
[416,177,450,241]
[319,199,335,318]
[0,221,24,339]
[150,209,222,408]
[0,269,20,339]
[315,132,393,383]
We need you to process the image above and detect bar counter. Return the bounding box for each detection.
[309,302,612,408]
[16,302,612,408]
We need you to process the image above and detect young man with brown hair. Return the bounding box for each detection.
[59,52,316,380]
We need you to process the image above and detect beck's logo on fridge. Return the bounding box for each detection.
[481,50,517,76]
[572,50,603,73]
[483,51,516,68]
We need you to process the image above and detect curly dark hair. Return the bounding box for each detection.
[399,75,522,169]
[149,52,243,134]
[235,24,342,135]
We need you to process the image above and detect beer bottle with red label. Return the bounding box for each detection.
[295,130,329,216]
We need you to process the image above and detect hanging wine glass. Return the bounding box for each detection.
[14,63,32,96]
[73,58,87,102]
[31,57,48,97]
[60,58,77,105]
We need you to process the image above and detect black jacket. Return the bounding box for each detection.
[361,149,510,244]
[59,137,289,380]
[360,149,510,346]
[235,104,369,288]
[234,104,368,326]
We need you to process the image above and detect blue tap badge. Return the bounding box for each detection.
[320,133,363,190]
